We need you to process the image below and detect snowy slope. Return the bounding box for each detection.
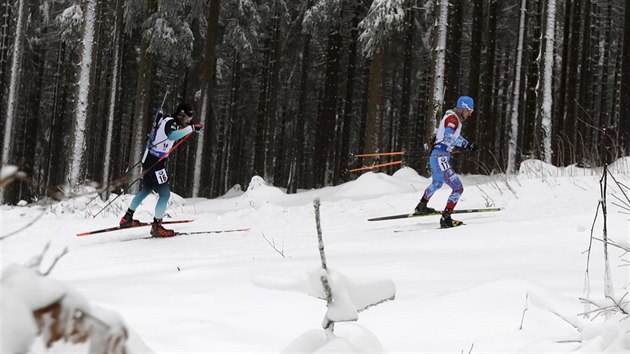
[1,160,629,353]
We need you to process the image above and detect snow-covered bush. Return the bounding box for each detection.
[523,291,629,352]
[1,250,129,353]
[254,198,395,353]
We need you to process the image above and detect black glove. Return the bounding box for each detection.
[191,123,203,132]
[467,142,479,152]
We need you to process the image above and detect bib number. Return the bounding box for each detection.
[438,156,450,171]
[155,168,168,184]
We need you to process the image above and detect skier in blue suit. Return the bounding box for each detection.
[414,96,478,228]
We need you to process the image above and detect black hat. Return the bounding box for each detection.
[176,102,194,117]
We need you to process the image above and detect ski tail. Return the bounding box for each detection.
[367,207,503,222]
[451,207,503,214]
[175,227,251,236]
[76,219,194,236]
[367,213,426,222]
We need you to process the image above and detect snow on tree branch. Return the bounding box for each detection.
[2,260,129,353]
[358,0,404,58]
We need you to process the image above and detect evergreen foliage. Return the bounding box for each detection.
[1,0,629,203]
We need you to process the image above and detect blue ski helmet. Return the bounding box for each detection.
[456,96,474,111]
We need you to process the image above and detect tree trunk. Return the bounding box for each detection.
[619,0,630,152]
[288,0,313,194]
[554,0,572,166]
[577,0,592,166]
[67,0,97,187]
[468,0,483,101]
[536,0,556,164]
[426,0,448,129]
[0,0,12,84]
[507,0,527,174]
[193,0,220,197]
[316,30,341,186]
[0,0,27,204]
[265,12,282,184]
[562,0,582,164]
[522,0,542,159]
[129,0,157,193]
[445,0,462,106]
[398,1,415,163]
[254,34,271,179]
[101,0,124,199]
[363,45,387,166]
[478,0,497,168]
[335,0,361,184]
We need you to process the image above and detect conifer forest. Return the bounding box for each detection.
[1,0,629,203]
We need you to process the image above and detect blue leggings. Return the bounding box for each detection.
[129,182,170,220]
[422,154,463,210]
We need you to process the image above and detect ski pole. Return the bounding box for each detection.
[92,177,142,218]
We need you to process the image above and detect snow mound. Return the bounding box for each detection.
[243,176,287,207]
[281,324,385,354]
[220,184,245,199]
[391,166,422,179]
[336,171,415,198]
[608,156,630,174]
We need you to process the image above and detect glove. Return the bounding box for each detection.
[467,142,479,152]
[191,123,203,132]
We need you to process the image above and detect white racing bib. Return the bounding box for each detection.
[155,168,168,184]
[438,156,450,171]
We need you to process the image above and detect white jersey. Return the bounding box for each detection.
[433,109,467,152]
[148,116,177,158]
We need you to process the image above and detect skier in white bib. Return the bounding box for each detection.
[414,96,478,228]
[119,102,203,237]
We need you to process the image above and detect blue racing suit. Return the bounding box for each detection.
[422,110,472,212]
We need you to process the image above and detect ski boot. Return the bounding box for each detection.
[414,197,436,215]
[440,211,463,228]
[151,218,176,237]
[119,209,140,228]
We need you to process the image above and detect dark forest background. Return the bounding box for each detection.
[1,0,629,204]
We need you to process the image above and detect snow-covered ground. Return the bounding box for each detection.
[2,159,629,353]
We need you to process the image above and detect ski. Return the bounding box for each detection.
[174,227,251,236]
[76,219,194,236]
[131,227,252,240]
[394,220,465,233]
[367,207,503,222]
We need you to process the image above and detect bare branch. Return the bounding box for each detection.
[261,232,286,258]
[26,242,51,269]
[0,207,47,241]
[592,237,630,253]
[519,293,528,330]
[606,293,629,315]
[42,247,69,276]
